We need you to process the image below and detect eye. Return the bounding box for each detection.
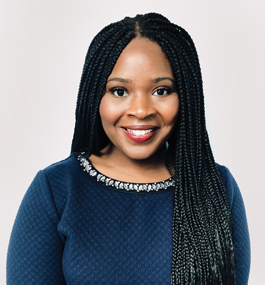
[109,87,128,97]
[153,87,172,96]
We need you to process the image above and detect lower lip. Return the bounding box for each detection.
[122,128,157,143]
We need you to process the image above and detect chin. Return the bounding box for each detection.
[121,145,164,161]
[127,153,153,161]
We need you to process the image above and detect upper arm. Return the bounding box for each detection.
[217,164,251,285]
[6,171,66,285]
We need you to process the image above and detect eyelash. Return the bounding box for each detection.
[108,86,174,97]
[109,87,128,97]
[153,86,173,96]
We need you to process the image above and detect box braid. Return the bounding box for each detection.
[71,13,236,284]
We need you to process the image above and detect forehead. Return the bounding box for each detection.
[108,37,174,80]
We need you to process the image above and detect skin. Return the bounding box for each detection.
[90,37,179,183]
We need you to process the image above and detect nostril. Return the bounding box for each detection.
[127,99,155,119]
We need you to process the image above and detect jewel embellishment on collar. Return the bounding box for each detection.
[77,153,175,192]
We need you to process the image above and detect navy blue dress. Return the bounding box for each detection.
[7,153,250,284]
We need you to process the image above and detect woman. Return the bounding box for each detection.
[7,13,250,284]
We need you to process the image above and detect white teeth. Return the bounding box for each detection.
[126,129,153,135]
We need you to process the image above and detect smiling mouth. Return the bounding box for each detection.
[125,128,154,135]
[122,127,158,143]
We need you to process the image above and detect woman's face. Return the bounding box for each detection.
[99,37,179,161]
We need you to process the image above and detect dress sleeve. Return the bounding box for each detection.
[218,165,251,285]
[6,171,66,285]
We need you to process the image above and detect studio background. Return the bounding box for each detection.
[1,0,264,284]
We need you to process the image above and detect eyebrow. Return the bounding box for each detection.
[153,77,175,84]
[107,77,131,83]
[107,77,175,85]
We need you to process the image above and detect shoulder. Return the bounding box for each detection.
[32,153,84,217]
[11,155,81,231]
[42,153,79,176]
[216,163,240,210]
[216,163,251,284]
[39,153,84,189]
[216,163,248,217]
[215,162,249,224]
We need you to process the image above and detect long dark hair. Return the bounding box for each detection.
[71,13,236,284]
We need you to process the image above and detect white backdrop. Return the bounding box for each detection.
[1,0,264,283]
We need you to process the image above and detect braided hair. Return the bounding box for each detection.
[71,13,236,284]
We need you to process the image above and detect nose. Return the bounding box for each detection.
[126,93,156,119]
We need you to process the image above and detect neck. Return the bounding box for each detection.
[90,144,172,183]
[104,144,166,170]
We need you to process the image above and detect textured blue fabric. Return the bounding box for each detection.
[7,154,250,284]
[217,164,251,284]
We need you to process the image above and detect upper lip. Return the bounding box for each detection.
[122,125,158,130]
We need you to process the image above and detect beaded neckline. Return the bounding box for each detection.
[77,153,175,193]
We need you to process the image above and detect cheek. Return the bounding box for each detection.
[99,96,121,128]
[161,97,180,126]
